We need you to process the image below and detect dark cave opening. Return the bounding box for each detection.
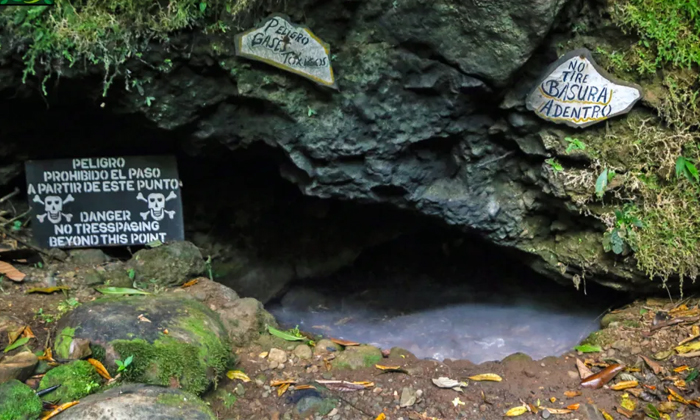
[0,82,625,364]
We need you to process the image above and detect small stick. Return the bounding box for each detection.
[678,351,700,358]
[0,228,65,262]
[0,188,19,205]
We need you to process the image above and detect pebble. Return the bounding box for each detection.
[268,348,288,364]
[400,387,417,408]
[541,409,551,419]
[277,363,285,370]
[269,361,279,369]
[567,371,579,379]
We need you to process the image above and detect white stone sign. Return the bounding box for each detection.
[234,14,337,89]
[526,49,643,129]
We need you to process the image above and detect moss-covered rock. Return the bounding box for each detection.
[127,241,205,287]
[53,384,215,420]
[38,360,102,403]
[54,294,230,395]
[502,352,533,363]
[332,345,383,370]
[0,380,42,420]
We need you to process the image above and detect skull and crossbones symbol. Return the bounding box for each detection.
[33,194,74,224]
[136,191,177,221]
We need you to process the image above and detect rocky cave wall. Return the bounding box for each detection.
[0,0,679,296]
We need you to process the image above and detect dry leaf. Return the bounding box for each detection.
[611,381,639,390]
[693,326,700,336]
[295,385,316,391]
[641,355,664,374]
[38,348,55,362]
[137,314,151,323]
[668,387,690,404]
[270,380,296,387]
[616,407,634,419]
[323,358,332,371]
[8,326,25,344]
[620,394,636,411]
[544,408,573,414]
[330,338,360,347]
[674,366,690,373]
[600,409,613,420]
[374,414,386,420]
[658,401,677,413]
[226,370,251,382]
[581,364,625,389]
[431,377,465,392]
[259,352,268,359]
[376,365,409,374]
[21,326,35,339]
[549,397,556,403]
[40,401,79,420]
[564,390,582,398]
[452,397,465,407]
[505,406,527,417]
[0,261,25,282]
[468,373,502,382]
[181,279,199,288]
[277,383,290,397]
[316,380,374,391]
[87,358,112,380]
[566,403,580,410]
[676,341,700,354]
[576,358,594,379]
[26,286,70,294]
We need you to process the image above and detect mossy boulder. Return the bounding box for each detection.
[0,380,42,420]
[332,345,383,370]
[126,241,205,287]
[38,360,102,403]
[54,294,230,395]
[502,352,533,363]
[53,384,215,420]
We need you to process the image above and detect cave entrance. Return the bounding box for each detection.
[267,231,623,363]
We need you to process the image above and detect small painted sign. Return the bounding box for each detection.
[526,49,643,129]
[234,14,337,89]
[25,155,184,248]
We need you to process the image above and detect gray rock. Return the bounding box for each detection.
[0,352,38,384]
[580,404,605,420]
[68,249,108,265]
[54,384,215,419]
[268,348,287,364]
[293,344,313,360]
[127,241,205,287]
[399,387,417,408]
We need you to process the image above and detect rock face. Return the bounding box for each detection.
[54,384,216,420]
[127,241,206,287]
[54,294,230,394]
[0,351,38,384]
[0,0,664,292]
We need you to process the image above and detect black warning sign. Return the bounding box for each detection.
[24,156,185,248]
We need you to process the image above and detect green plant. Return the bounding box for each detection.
[219,391,237,408]
[205,256,213,281]
[56,298,80,317]
[603,204,643,255]
[34,308,54,324]
[307,106,317,117]
[595,168,616,198]
[565,137,586,154]
[145,96,156,107]
[11,220,22,231]
[127,268,135,280]
[115,355,134,373]
[676,156,699,183]
[545,158,564,172]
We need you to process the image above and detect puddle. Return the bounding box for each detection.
[267,234,619,363]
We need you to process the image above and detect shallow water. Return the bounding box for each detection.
[267,235,616,364]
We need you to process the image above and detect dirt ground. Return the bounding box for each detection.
[2,256,700,420]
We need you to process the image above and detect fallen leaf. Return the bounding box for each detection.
[137,314,151,323]
[677,340,700,354]
[226,370,251,382]
[452,397,465,407]
[277,383,290,397]
[87,358,112,380]
[0,261,25,282]
[667,387,690,405]
[374,414,386,420]
[40,401,79,420]
[38,348,55,362]
[26,286,71,294]
[21,326,35,339]
[566,403,580,410]
[674,366,690,373]
[266,326,306,342]
[330,338,360,347]
[376,365,409,374]
[316,380,374,391]
[694,326,700,336]
[642,355,664,374]
[600,409,614,420]
[674,379,687,389]
[295,385,316,391]
[259,352,268,359]
[505,406,527,416]
[549,397,556,403]
[270,380,297,387]
[686,369,699,382]
[468,373,502,382]
[581,364,625,389]
[575,344,602,353]
[654,350,674,360]
[323,358,332,371]
[181,279,199,288]
[620,394,636,411]
[611,381,639,390]
[616,407,634,419]
[94,287,150,295]
[658,401,677,413]
[544,408,573,414]
[7,326,25,345]
[564,390,582,398]
[431,377,465,392]
[576,358,594,379]
[3,336,30,353]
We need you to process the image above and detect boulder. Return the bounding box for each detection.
[37,360,102,403]
[332,345,383,370]
[0,351,38,384]
[53,294,230,395]
[68,249,108,265]
[0,380,42,420]
[54,384,215,420]
[127,241,205,287]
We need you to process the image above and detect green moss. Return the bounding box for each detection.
[38,360,102,403]
[89,344,106,362]
[111,320,230,396]
[156,392,216,419]
[0,380,43,420]
[0,0,271,95]
[581,330,615,348]
[54,326,76,360]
